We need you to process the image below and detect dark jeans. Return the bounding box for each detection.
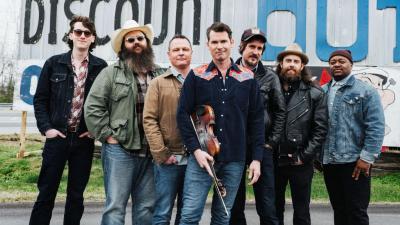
[323,162,371,225]
[275,163,314,225]
[230,151,278,225]
[29,132,94,225]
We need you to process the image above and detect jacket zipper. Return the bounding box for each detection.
[288,108,309,125]
[287,97,306,112]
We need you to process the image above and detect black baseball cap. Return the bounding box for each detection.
[241,28,266,42]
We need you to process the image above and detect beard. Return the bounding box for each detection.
[120,44,156,74]
[280,67,301,83]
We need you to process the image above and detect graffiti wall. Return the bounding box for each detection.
[8,0,400,146]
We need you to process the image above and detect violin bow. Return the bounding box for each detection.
[189,116,229,217]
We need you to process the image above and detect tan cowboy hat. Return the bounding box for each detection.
[277,43,309,65]
[111,20,154,54]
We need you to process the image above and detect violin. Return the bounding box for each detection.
[190,105,229,216]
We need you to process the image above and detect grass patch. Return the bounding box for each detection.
[0,134,399,203]
[0,134,105,202]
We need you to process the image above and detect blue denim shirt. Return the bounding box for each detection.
[176,60,265,162]
[322,75,385,164]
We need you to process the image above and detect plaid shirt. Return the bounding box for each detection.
[135,73,155,151]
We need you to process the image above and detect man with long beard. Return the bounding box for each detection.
[274,44,328,225]
[84,20,165,225]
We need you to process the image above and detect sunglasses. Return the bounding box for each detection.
[125,36,145,43]
[73,29,92,38]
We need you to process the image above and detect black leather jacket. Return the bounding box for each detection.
[278,80,328,165]
[33,51,107,135]
[236,59,286,164]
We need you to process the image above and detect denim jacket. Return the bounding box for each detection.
[34,51,107,136]
[322,75,385,164]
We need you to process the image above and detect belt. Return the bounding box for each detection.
[68,125,78,132]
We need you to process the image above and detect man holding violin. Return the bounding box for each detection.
[177,22,265,224]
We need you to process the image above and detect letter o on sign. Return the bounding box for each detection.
[20,65,41,105]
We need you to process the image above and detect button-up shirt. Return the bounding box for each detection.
[327,74,353,117]
[176,60,265,162]
[170,66,185,84]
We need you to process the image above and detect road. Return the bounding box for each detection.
[1,202,399,225]
[0,110,39,134]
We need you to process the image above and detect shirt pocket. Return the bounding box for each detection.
[342,94,362,115]
[49,73,67,99]
[111,83,130,102]
[233,83,251,111]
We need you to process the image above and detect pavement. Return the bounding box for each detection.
[0,110,39,134]
[1,202,399,225]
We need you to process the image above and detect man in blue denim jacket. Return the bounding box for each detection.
[322,50,385,225]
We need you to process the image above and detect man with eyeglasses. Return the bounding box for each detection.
[30,16,107,225]
[85,20,165,225]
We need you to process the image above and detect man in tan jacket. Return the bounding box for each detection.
[143,34,192,225]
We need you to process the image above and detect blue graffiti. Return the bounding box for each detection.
[377,0,400,62]
[20,65,41,105]
[258,0,307,61]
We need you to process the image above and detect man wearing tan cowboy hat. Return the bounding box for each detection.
[274,43,328,225]
[84,19,165,225]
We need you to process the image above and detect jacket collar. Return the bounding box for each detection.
[235,57,266,78]
[206,58,241,74]
[327,73,355,89]
[58,50,103,66]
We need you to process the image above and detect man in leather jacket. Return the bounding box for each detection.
[275,44,328,225]
[30,16,107,225]
[230,28,285,225]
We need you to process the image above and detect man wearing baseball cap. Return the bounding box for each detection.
[322,50,385,225]
[230,28,285,225]
[275,44,328,225]
[84,20,165,225]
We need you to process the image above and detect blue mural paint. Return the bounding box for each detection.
[257,0,307,61]
[377,0,400,62]
[316,0,368,62]
[20,65,41,105]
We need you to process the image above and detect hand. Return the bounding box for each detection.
[293,154,304,165]
[79,131,92,138]
[193,149,214,178]
[106,136,118,144]
[248,160,261,185]
[352,159,371,180]
[45,129,66,139]
[164,155,177,165]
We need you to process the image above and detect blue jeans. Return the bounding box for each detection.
[153,163,186,225]
[29,132,94,225]
[179,154,245,225]
[101,143,155,225]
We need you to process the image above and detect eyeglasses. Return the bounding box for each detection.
[73,29,92,38]
[125,36,145,43]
